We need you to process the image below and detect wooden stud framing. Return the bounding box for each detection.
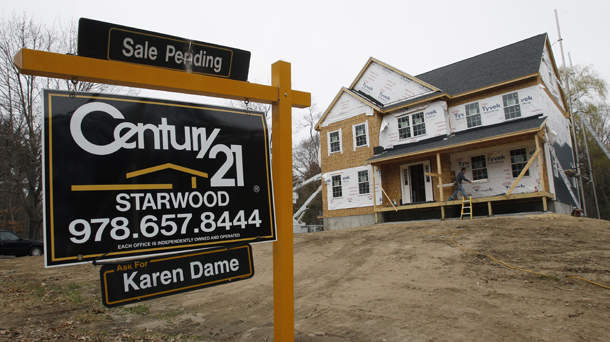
[436,153,445,219]
[535,135,546,192]
[374,191,553,213]
[505,148,541,198]
[372,172,397,211]
[535,135,548,212]
[425,172,443,178]
[372,166,378,221]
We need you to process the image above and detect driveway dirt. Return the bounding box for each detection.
[1,213,609,341]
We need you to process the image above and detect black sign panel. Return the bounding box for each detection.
[43,90,275,267]
[100,244,254,307]
[77,18,250,81]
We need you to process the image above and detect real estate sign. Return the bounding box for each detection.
[77,18,251,81]
[43,90,275,267]
[100,244,254,307]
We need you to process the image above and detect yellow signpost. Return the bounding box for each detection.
[14,48,309,341]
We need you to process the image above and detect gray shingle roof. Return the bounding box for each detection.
[415,34,548,96]
[367,115,547,163]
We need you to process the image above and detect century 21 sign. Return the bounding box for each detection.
[43,90,275,267]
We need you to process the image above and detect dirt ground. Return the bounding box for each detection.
[1,213,610,341]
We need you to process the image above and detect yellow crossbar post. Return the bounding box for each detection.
[13,49,310,108]
[272,61,295,342]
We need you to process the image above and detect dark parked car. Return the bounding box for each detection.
[0,230,44,256]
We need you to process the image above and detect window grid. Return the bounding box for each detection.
[503,92,521,120]
[358,170,370,194]
[329,131,340,153]
[510,148,529,178]
[412,112,426,136]
[332,175,342,198]
[465,102,482,128]
[471,155,488,180]
[398,116,411,139]
[355,124,367,147]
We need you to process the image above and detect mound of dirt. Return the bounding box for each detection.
[1,213,609,341]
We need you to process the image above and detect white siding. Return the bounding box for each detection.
[378,101,449,149]
[319,91,374,128]
[352,61,435,106]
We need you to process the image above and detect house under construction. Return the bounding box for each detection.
[315,33,579,230]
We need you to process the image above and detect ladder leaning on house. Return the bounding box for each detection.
[460,195,473,220]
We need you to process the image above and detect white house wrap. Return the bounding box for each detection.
[323,165,382,210]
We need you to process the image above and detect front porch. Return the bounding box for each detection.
[374,191,554,222]
[367,115,553,223]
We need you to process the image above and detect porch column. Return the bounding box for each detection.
[371,166,397,211]
[535,135,548,211]
[372,165,378,223]
[437,153,445,219]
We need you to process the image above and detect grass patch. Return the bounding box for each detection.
[119,303,150,315]
[0,278,112,325]
[74,308,112,323]
[56,284,87,304]
[153,309,184,325]
[156,309,183,318]
[0,279,100,312]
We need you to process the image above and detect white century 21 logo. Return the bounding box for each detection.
[69,102,245,187]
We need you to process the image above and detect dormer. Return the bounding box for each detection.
[349,57,441,108]
[315,58,450,150]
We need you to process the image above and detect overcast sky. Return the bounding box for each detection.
[5,0,610,127]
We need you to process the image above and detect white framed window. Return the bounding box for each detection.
[465,102,482,128]
[331,175,342,198]
[412,112,426,136]
[352,121,369,150]
[398,112,426,140]
[358,170,370,194]
[510,148,529,178]
[470,155,488,180]
[327,129,342,155]
[398,116,411,139]
[503,92,521,120]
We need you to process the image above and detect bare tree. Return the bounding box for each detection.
[0,14,136,239]
[293,103,321,181]
[292,104,322,225]
[294,102,321,141]
[0,14,56,239]
[292,134,320,182]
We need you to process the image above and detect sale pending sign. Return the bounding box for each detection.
[43,90,275,267]
[77,18,251,81]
